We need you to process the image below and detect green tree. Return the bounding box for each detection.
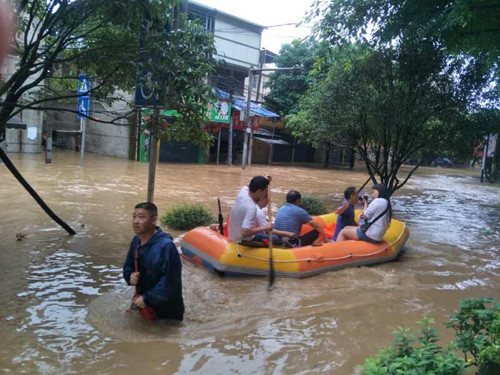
[310,0,500,90]
[0,0,215,234]
[1,0,215,143]
[288,43,467,195]
[264,39,329,116]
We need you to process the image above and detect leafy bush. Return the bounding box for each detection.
[363,317,466,375]
[446,298,500,368]
[300,194,328,215]
[478,312,500,366]
[362,298,500,375]
[160,203,214,230]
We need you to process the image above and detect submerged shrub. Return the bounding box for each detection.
[363,317,466,375]
[160,203,214,230]
[300,194,328,215]
[363,298,500,375]
[446,297,500,369]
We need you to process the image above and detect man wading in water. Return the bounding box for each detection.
[123,203,184,320]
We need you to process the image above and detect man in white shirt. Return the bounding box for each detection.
[228,176,273,243]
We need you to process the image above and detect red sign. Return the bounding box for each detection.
[222,112,260,130]
[208,112,260,132]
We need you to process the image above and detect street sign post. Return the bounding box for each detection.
[77,73,90,167]
[134,70,165,108]
[77,96,89,118]
[134,15,167,203]
[134,19,165,108]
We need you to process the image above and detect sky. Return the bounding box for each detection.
[193,0,315,54]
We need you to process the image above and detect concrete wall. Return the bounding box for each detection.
[44,97,132,159]
[85,103,130,159]
[2,53,44,154]
[83,95,132,159]
[4,123,42,154]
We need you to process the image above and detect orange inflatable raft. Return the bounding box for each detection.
[180,212,409,278]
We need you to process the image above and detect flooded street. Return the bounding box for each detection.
[1,151,499,374]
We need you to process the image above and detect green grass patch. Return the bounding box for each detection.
[160,203,214,230]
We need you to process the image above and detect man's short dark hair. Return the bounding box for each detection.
[135,202,158,217]
[344,186,356,200]
[249,176,270,193]
[286,190,301,204]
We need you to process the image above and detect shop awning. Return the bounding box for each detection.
[254,137,290,145]
[141,108,182,117]
[214,89,280,118]
[213,88,231,100]
[233,99,280,118]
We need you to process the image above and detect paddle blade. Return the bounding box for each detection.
[218,213,224,235]
[268,247,275,290]
[217,198,224,235]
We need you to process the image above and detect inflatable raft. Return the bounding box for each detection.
[180,212,409,278]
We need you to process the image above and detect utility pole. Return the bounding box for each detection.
[241,67,302,170]
[255,50,265,103]
[79,112,86,168]
[227,90,234,166]
[242,71,253,169]
[216,123,222,166]
[45,115,52,164]
[44,77,52,164]
[77,73,90,168]
[147,107,159,202]
[136,108,141,161]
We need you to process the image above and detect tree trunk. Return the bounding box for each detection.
[0,147,76,235]
[349,147,355,170]
[323,143,331,168]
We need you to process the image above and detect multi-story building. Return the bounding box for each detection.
[189,1,264,96]
[2,1,275,162]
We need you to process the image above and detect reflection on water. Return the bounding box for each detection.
[0,151,499,374]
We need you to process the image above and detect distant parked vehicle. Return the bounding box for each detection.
[433,157,452,167]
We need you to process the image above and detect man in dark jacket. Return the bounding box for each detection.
[123,202,184,320]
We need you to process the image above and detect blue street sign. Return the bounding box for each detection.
[76,74,90,167]
[77,96,89,118]
[133,20,165,108]
[78,74,90,96]
[77,73,90,119]
[134,70,165,107]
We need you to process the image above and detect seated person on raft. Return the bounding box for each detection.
[252,196,295,244]
[336,183,391,244]
[331,186,357,242]
[228,176,273,244]
[211,195,294,244]
[274,190,329,247]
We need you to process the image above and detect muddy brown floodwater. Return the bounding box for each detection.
[1,151,499,374]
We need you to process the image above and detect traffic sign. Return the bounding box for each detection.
[77,96,89,118]
[78,74,90,96]
[133,19,165,108]
[134,65,165,108]
[77,73,90,118]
